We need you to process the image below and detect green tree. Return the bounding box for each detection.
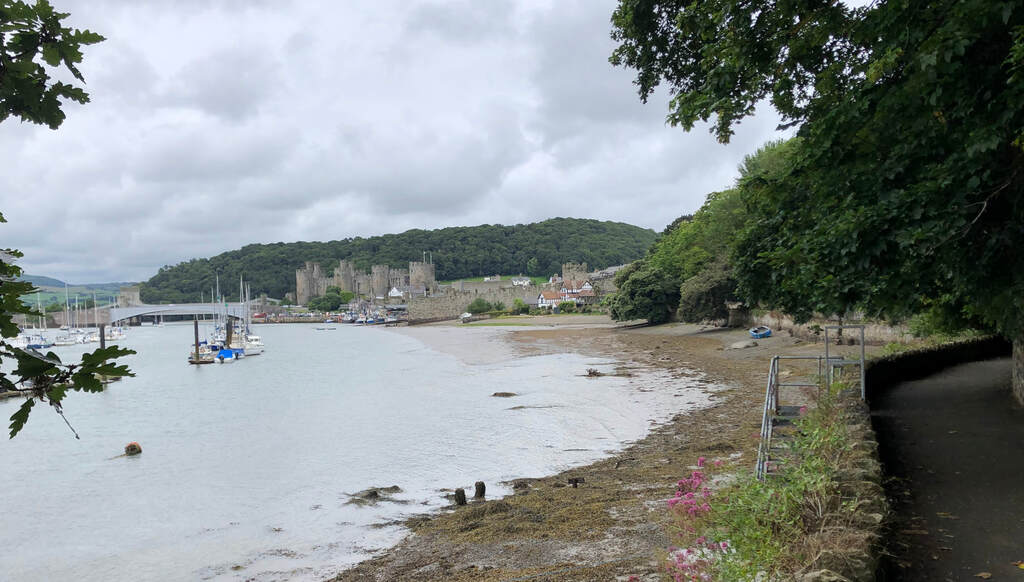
[512,297,528,315]
[526,257,539,276]
[607,261,679,324]
[466,297,492,314]
[612,0,1024,401]
[1,1,132,438]
[676,259,737,322]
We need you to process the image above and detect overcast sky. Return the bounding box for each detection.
[0,0,785,284]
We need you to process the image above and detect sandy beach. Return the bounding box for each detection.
[332,315,878,581]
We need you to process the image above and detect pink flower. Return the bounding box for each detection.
[799,405,808,416]
[697,457,706,468]
[713,459,723,468]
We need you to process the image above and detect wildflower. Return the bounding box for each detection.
[799,405,808,416]
[713,459,723,467]
[697,456,705,468]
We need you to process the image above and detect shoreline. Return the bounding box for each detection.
[332,316,880,581]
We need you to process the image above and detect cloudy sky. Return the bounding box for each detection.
[0,0,785,283]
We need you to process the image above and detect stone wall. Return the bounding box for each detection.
[452,279,508,293]
[407,287,537,321]
[748,311,914,346]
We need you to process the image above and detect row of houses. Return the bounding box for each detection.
[535,280,596,308]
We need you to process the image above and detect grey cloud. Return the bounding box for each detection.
[405,0,517,43]
[1,0,787,283]
[158,48,281,122]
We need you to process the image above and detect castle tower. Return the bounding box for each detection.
[561,262,589,283]
[335,259,356,293]
[409,261,436,292]
[296,261,328,305]
[371,265,390,298]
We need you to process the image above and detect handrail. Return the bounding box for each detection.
[755,355,838,480]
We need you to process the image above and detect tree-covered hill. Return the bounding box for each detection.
[139,218,658,303]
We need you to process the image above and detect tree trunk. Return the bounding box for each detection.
[1014,338,1024,406]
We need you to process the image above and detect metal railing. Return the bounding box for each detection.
[755,355,844,480]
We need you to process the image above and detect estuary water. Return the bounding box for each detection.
[0,323,716,581]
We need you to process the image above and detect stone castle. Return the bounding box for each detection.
[296,260,436,304]
[296,259,627,322]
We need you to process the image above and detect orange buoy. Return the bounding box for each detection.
[124,442,142,456]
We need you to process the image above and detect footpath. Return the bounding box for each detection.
[872,357,1024,580]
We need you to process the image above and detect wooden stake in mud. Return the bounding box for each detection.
[474,481,486,499]
[193,317,200,359]
[99,324,106,349]
[454,488,467,505]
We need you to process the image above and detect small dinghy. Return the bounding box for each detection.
[749,325,772,339]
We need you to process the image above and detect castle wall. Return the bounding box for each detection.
[406,286,537,321]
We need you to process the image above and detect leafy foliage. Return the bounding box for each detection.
[139,218,657,303]
[0,0,105,129]
[612,0,1024,342]
[1,3,133,438]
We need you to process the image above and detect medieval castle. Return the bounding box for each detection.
[295,260,437,305]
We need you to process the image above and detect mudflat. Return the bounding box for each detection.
[332,316,874,581]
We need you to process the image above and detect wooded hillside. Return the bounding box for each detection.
[139,218,657,303]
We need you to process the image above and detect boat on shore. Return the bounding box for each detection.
[749,325,772,339]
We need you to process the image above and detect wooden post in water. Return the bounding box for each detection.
[225,317,233,347]
[474,481,486,499]
[454,488,467,506]
[99,324,106,349]
[193,317,200,360]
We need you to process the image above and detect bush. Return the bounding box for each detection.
[558,301,577,313]
[512,298,529,314]
[466,297,493,314]
[491,301,506,312]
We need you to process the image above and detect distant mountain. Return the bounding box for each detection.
[19,274,67,288]
[140,217,659,303]
[18,276,137,308]
[20,275,135,291]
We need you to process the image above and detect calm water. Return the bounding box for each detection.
[1,323,716,581]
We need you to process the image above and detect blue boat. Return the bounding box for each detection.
[749,326,772,339]
[216,348,236,364]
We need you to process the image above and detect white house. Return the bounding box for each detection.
[537,291,562,308]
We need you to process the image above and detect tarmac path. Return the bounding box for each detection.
[872,357,1024,581]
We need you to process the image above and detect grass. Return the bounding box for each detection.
[438,275,549,286]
